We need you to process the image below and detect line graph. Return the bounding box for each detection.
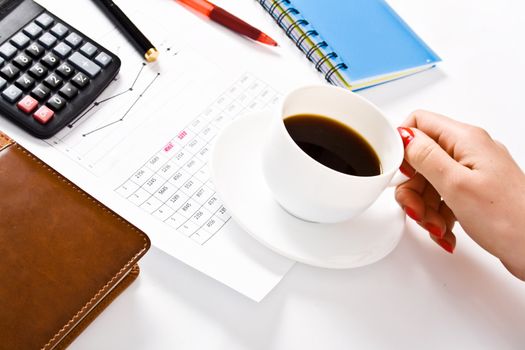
[68,63,148,128]
[82,72,160,137]
[43,25,198,175]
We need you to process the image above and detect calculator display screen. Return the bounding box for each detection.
[0,0,23,20]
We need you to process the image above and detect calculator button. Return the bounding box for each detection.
[0,57,4,67]
[80,42,98,58]
[23,23,43,39]
[0,63,20,80]
[29,63,48,78]
[94,52,112,68]
[15,74,35,90]
[10,32,30,49]
[56,62,74,78]
[41,52,59,68]
[71,72,90,88]
[44,73,63,89]
[68,52,101,78]
[17,95,38,113]
[35,13,54,29]
[26,43,44,58]
[13,53,32,69]
[59,83,78,100]
[47,94,66,111]
[0,42,17,59]
[0,77,6,90]
[65,32,83,48]
[50,23,69,38]
[31,83,50,100]
[2,85,22,103]
[38,32,57,49]
[52,42,72,58]
[33,105,54,124]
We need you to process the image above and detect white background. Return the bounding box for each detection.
[37,0,525,349]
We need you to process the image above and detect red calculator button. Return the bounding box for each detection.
[33,105,54,124]
[17,95,38,113]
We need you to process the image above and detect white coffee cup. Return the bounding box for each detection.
[261,85,405,223]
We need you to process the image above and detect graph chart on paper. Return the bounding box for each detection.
[70,62,159,138]
[44,31,190,174]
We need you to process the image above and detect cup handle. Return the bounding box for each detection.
[388,170,411,187]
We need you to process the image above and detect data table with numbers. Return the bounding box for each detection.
[115,73,280,245]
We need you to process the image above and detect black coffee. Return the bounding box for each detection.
[284,114,381,176]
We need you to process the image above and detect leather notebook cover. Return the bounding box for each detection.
[0,131,151,350]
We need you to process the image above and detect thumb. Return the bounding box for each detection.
[397,127,464,195]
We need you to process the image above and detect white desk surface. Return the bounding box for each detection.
[57,0,525,349]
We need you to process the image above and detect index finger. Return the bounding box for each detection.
[402,110,471,156]
[402,110,500,165]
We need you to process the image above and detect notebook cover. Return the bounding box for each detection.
[290,0,441,82]
[54,265,141,350]
[0,132,151,350]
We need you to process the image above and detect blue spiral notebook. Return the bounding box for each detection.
[259,0,441,90]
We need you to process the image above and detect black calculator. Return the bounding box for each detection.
[0,0,121,138]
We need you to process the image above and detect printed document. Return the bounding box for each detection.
[1,0,323,301]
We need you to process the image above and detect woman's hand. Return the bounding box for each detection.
[395,110,525,280]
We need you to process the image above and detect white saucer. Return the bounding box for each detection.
[209,111,406,269]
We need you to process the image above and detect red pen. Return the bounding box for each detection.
[177,0,278,46]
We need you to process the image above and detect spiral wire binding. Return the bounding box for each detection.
[258,0,351,89]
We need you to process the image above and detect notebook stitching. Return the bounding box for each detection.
[42,258,145,350]
[0,133,11,142]
[0,132,14,150]
[10,145,149,350]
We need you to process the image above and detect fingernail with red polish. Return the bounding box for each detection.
[397,127,415,148]
[425,223,444,239]
[399,163,416,178]
[404,207,420,221]
[436,238,455,254]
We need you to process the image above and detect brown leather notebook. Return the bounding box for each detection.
[0,131,151,350]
